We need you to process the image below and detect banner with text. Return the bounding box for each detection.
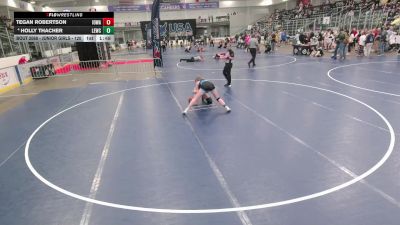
[109,2,219,12]
[140,19,196,39]
[0,67,20,93]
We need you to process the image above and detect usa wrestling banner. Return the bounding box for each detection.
[140,19,196,39]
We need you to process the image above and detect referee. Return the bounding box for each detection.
[248,34,258,68]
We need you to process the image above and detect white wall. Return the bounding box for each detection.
[114,6,268,36]
[49,5,109,12]
[229,7,270,35]
[121,0,218,3]
[0,54,30,68]
[43,47,72,58]
[115,30,143,42]
[112,0,298,27]
[114,7,266,23]
[52,0,297,22]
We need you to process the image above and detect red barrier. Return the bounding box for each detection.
[54,59,154,75]
[112,59,153,65]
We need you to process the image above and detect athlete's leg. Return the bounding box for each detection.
[226,63,232,85]
[223,64,229,84]
[211,89,231,112]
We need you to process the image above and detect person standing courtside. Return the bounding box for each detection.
[248,35,258,68]
[222,49,234,87]
[364,30,374,57]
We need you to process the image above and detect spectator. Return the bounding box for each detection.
[380,27,389,54]
[236,37,244,48]
[375,28,384,55]
[271,32,277,52]
[18,56,28,64]
[245,34,251,52]
[310,32,319,50]
[280,30,288,44]
[299,32,308,44]
[184,44,191,53]
[358,31,367,56]
[364,30,375,56]
[323,31,330,50]
[348,30,356,53]
[332,29,346,60]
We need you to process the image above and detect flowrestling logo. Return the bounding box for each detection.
[0,71,10,86]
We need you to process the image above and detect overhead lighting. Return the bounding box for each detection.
[43,4,51,10]
[222,1,234,7]
[94,0,99,2]
[260,0,272,6]
[30,1,36,4]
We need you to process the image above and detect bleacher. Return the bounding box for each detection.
[246,0,399,36]
[0,15,24,57]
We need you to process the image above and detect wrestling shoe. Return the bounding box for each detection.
[182,108,188,115]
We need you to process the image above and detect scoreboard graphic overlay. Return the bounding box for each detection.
[14,12,114,42]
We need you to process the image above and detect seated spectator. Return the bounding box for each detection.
[299,32,308,44]
[312,47,324,57]
[217,40,223,49]
[309,32,319,49]
[236,38,245,48]
[184,45,191,53]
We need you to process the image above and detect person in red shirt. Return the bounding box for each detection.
[18,56,28,64]
[373,27,380,37]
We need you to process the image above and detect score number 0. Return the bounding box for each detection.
[102,18,114,35]
[103,18,114,26]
